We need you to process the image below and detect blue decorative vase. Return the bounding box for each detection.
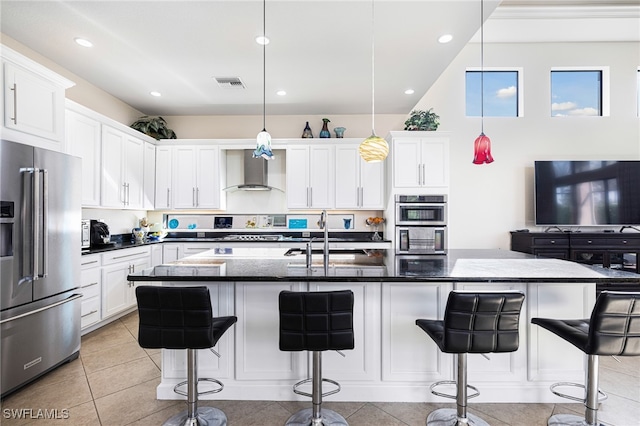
[319,118,331,138]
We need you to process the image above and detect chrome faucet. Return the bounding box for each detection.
[320,210,329,271]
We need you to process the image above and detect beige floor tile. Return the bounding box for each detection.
[372,401,446,426]
[600,366,640,402]
[15,401,100,426]
[124,402,183,426]
[226,401,293,425]
[80,341,147,374]
[93,377,176,426]
[80,321,136,355]
[344,403,407,425]
[1,376,92,426]
[149,350,162,370]
[119,311,139,334]
[20,356,85,390]
[86,356,160,399]
[601,355,640,378]
[202,399,274,422]
[472,402,554,426]
[597,393,640,426]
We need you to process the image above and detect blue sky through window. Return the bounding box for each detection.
[466,71,518,117]
[551,70,602,116]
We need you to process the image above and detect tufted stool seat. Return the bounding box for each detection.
[532,291,640,426]
[279,290,355,426]
[136,286,237,426]
[416,291,525,426]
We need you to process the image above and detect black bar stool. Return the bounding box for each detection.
[532,290,640,426]
[136,285,237,426]
[279,290,355,426]
[416,291,525,426]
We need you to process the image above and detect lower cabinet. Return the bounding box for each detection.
[100,247,151,320]
[80,254,102,331]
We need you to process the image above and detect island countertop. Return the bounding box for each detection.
[127,249,640,284]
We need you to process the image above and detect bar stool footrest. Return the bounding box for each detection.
[292,377,341,399]
[285,407,348,426]
[173,377,224,397]
[429,380,480,400]
[550,382,607,403]
[163,406,227,426]
[427,408,489,426]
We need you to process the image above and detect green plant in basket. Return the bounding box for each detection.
[130,116,177,140]
[404,109,440,131]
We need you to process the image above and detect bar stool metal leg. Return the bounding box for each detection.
[285,352,348,426]
[164,349,228,426]
[548,355,605,426]
[427,354,489,426]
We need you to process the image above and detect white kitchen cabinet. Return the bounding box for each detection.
[335,144,384,209]
[80,254,102,332]
[172,145,223,209]
[1,45,74,151]
[155,145,173,209]
[162,243,182,263]
[150,244,163,267]
[389,131,449,189]
[101,125,145,209]
[65,107,101,206]
[143,141,156,210]
[286,144,334,209]
[101,247,150,319]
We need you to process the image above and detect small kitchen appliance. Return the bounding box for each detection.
[90,220,111,246]
[81,219,91,250]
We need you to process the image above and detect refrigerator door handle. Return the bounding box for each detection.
[20,168,33,280]
[38,169,48,278]
[0,294,82,325]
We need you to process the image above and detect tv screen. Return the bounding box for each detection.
[534,161,640,226]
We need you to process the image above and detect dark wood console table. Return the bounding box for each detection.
[510,231,640,275]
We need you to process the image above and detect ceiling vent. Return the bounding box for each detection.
[214,77,246,89]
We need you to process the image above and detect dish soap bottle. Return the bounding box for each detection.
[301,121,313,138]
[319,118,331,138]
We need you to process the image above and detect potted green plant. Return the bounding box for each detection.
[130,116,177,140]
[404,109,440,131]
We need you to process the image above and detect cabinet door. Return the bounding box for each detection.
[335,145,360,209]
[308,145,334,208]
[195,146,220,209]
[65,110,101,206]
[286,146,311,209]
[101,126,125,207]
[393,139,421,188]
[143,142,155,210]
[101,263,129,319]
[162,244,182,263]
[421,137,449,188]
[172,146,197,208]
[3,62,65,143]
[123,135,144,209]
[150,245,163,267]
[155,146,172,209]
[360,159,384,209]
[127,258,150,308]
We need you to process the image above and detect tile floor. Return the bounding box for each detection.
[1,311,639,426]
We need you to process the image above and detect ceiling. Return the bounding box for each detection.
[1,1,638,116]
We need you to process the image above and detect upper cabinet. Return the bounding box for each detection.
[1,45,74,151]
[143,142,155,210]
[389,131,449,189]
[155,145,173,209]
[286,144,334,209]
[172,144,224,210]
[335,144,384,209]
[66,107,101,206]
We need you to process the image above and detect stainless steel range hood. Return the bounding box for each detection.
[224,150,282,192]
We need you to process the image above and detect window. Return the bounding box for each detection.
[465,69,521,117]
[551,68,609,117]
[637,69,640,117]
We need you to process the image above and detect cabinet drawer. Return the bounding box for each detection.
[605,238,640,248]
[532,237,569,247]
[81,254,102,269]
[80,279,100,299]
[81,297,100,329]
[81,267,101,290]
[102,247,150,265]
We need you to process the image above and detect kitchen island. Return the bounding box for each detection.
[128,249,640,403]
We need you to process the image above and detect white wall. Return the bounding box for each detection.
[414,41,640,249]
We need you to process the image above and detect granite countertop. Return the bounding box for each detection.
[127,249,640,283]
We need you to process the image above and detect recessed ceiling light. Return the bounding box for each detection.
[255,35,270,45]
[438,34,453,44]
[276,90,286,96]
[150,91,162,97]
[74,38,93,48]
[404,89,415,95]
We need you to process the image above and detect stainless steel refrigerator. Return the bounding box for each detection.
[1,139,82,398]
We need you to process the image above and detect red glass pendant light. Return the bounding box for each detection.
[473,0,494,165]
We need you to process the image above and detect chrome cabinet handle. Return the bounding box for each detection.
[10,83,17,123]
[81,309,98,318]
[422,164,426,186]
[417,164,421,186]
[309,187,313,207]
[166,188,170,207]
[196,187,200,207]
[192,187,196,207]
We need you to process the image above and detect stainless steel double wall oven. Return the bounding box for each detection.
[395,194,447,255]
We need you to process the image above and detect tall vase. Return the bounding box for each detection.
[319,118,331,138]
[301,121,313,138]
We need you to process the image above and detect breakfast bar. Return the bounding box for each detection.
[128,249,640,403]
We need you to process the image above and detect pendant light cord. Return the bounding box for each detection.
[370,0,376,135]
[480,0,484,134]
[262,0,266,132]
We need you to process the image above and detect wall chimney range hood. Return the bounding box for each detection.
[224,150,282,192]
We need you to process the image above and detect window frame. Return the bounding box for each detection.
[550,66,610,117]
[465,67,524,118]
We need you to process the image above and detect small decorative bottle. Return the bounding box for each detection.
[301,122,313,138]
[319,118,331,138]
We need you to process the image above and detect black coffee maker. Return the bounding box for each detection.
[90,220,111,247]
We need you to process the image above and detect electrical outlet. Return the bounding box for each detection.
[197,232,205,238]
[302,231,310,238]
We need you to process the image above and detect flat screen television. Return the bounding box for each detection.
[534,160,640,227]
